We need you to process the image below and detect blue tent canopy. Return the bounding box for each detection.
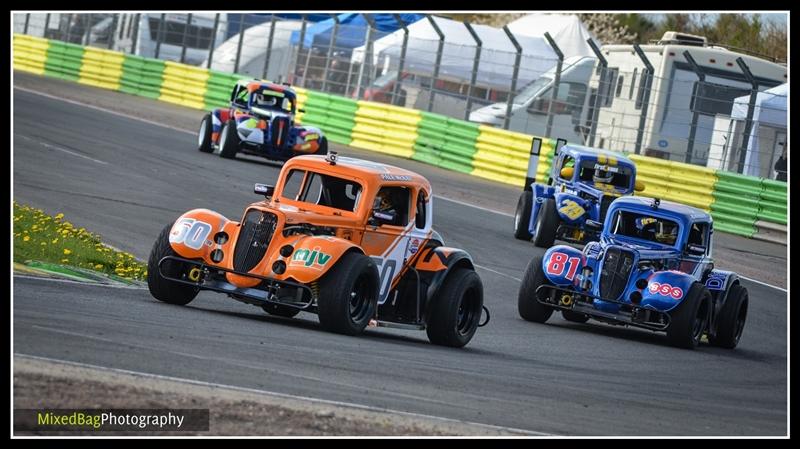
[289,13,423,50]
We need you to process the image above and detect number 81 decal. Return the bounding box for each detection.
[648,282,684,300]
[170,218,212,250]
[545,251,581,281]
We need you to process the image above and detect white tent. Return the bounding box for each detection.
[731,83,787,177]
[350,16,559,90]
[507,14,599,59]
[206,20,302,83]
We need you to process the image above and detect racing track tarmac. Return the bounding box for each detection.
[12,81,787,435]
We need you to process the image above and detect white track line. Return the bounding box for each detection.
[474,264,522,282]
[14,86,195,136]
[13,353,550,436]
[16,134,108,165]
[14,86,787,293]
[13,274,145,289]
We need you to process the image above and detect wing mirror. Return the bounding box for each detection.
[560,166,574,179]
[686,244,706,256]
[369,210,397,227]
[298,108,306,113]
[635,180,646,192]
[254,183,275,198]
[585,219,603,231]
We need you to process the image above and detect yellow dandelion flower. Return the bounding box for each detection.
[23,235,30,242]
[94,264,103,270]
[55,213,64,220]
[63,249,72,255]
[51,238,58,244]
[61,258,69,263]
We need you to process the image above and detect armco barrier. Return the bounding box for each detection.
[78,47,125,91]
[13,34,49,75]
[472,126,532,186]
[13,34,786,242]
[158,61,209,110]
[711,172,762,237]
[350,101,420,159]
[45,40,84,82]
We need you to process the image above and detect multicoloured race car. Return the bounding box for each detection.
[514,144,645,248]
[517,196,749,349]
[197,79,328,161]
[147,153,488,347]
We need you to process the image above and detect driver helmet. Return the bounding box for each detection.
[374,191,394,212]
[255,93,277,107]
[654,222,678,245]
[593,167,614,184]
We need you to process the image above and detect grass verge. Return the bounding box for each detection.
[13,201,146,281]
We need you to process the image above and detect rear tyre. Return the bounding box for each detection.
[666,282,711,349]
[218,119,239,159]
[317,252,380,336]
[513,191,533,240]
[532,198,559,248]
[426,268,484,348]
[518,255,554,323]
[147,223,198,306]
[562,310,590,323]
[261,303,301,318]
[197,113,213,153]
[708,284,748,349]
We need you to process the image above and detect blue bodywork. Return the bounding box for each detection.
[528,144,638,245]
[535,196,741,332]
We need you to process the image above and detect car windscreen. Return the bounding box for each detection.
[610,211,681,246]
[252,89,294,112]
[578,159,633,189]
[281,169,362,212]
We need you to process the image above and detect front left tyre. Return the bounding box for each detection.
[218,119,239,159]
[426,267,484,348]
[147,223,199,306]
[197,113,213,153]
[317,252,380,336]
[666,282,711,349]
[518,255,555,323]
[514,191,533,241]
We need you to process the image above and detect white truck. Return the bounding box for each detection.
[590,32,786,164]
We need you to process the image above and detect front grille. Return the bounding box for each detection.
[233,210,277,272]
[599,247,634,301]
[599,194,615,222]
[270,116,290,148]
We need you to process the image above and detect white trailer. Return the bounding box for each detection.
[591,32,786,165]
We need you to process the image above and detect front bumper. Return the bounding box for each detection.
[158,256,313,310]
[535,284,670,331]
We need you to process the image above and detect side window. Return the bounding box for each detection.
[281,169,305,200]
[374,186,411,226]
[629,68,638,99]
[415,191,427,229]
[635,70,651,110]
[688,222,709,249]
[615,75,625,97]
[599,67,619,107]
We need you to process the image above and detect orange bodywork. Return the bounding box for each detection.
[168,155,440,293]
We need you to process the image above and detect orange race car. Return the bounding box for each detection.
[147,153,489,347]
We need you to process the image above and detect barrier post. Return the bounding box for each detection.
[632,44,654,155]
[586,38,607,147]
[683,50,705,164]
[391,14,410,107]
[44,13,51,38]
[293,15,307,86]
[65,14,74,43]
[23,13,30,34]
[107,14,119,49]
[234,14,246,73]
[463,21,483,121]
[320,14,339,91]
[262,15,278,80]
[206,13,220,68]
[180,13,192,63]
[131,14,141,55]
[735,57,759,174]
[154,13,166,59]
[503,26,522,130]
[355,14,375,100]
[426,15,445,112]
[544,32,563,138]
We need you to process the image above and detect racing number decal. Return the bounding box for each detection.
[558,200,585,220]
[170,218,212,250]
[648,282,684,300]
[371,258,397,303]
[546,252,581,281]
